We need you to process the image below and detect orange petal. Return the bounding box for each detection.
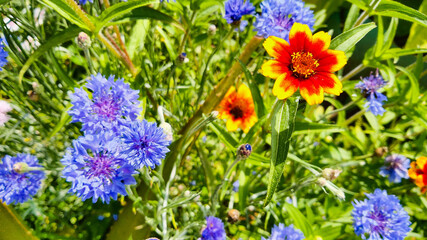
[317,49,347,73]
[313,72,343,96]
[261,60,288,79]
[309,31,331,56]
[417,156,427,169]
[226,119,240,132]
[289,23,312,52]
[299,80,324,105]
[272,73,299,100]
[263,36,292,63]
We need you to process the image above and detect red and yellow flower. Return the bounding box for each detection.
[408,156,427,193]
[218,84,257,133]
[261,23,347,105]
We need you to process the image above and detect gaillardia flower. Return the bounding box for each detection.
[201,216,226,240]
[224,0,255,24]
[68,73,141,134]
[408,156,427,193]
[61,132,136,203]
[262,223,304,240]
[0,154,45,204]
[352,189,411,240]
[261,23,347,105]
[355,70,387,116]
[218,84,257,132]
[379,154,410,183]
[254,0,315,41]
[121,120,171,170]
[0,38,8,70]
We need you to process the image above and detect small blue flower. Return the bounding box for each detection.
[0,38,8,70]
[61,132,136,203]
[352,189,411,240]
[68,73,141,134]
[79,0,93,4]
[379,154,410,183]
[201,216,226,240]
[355,70,387,116]
[262,223,304,240]
[0,154,45,204]
[224,0,255,24]
[121,120,171,169]
[232,180,239,192]
[254,0,315,41]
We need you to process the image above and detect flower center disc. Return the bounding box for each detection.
[290,51,319,78]
[229,106,244,119]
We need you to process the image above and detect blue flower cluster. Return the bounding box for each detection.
[379,154,410,183]
[262,223,304,240]
[0,38,8,70]
[201,216,226,240]
[254,0,315,41]
[64,74,171,203]
[0,154,45,204]
[352,189,411,240]
[355,70,387,116]
[224,0,255,24]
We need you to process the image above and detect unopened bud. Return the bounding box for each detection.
[317,177,327,187]
[322,168,342,181]
[177,52,189,64]
[77,32,91,48]
[210,111,219,118]
[227,209,240,223]
[325,136,333,143]
[374,147,388,157]
[13,162,30,173]
[237,143,252,159]
[159,122,173,141]
[208,24,217,35]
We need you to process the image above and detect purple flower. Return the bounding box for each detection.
[379,154,410,183]
[232,180,239,192]
[120,120,171,169]
[352,189,411,240]
[0,154,45,204]
[355,70,387,116]
[0,38,8,70]
[79,0,92,4]
[254,0,315,41]
[61,132,136,203]
[68,73,141,134]
[224,0,255,24]
[201,216,226,240]
[262,223,304,240]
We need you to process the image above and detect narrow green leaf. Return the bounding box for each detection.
[396,66,420,105]
[96,0,157,31]
[264,98,299,206]
[375,0,427,27]
[378,17,398,56]
[284,203,314,237]
[330,22,376,53]
[238,59,266,118]
[40,0,88,30]
[208,122,239,150]
[405,1,427,49]
[0,203,38,240]
[293,122,345,135]
[344,4,360,32]
[18,25,82,83]
[156,25,177,60]
[379,48,427,60]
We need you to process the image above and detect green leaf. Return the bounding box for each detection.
[39,0,88,30]
[0,203,38,240]
[238,60,266,118]
[96,0,157,31]
[379,48,427,60]
[405,0,427,49]
[293,122,346,135]
[330,22,376,53]
[344,4,360,32]
[375,0,427,27]
[264,98,299,206]
[396,66,420,105]
[284,203,314,237]
[208,122,239,150]
[18,25,82,83]
[377,17,398,57]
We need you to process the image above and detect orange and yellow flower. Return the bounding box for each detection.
[218,84,257,133]
[408,156,427,193]
[261,23,347,105]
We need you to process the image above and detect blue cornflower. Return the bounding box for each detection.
[79,0,92,4]
[352,189,411,240]
[224,0,255,24]
[232,180,239,192]
[262,223,304,240]
[0,154,45,204]
[254,0,315,41]
[68,73,141,134]
[355,70,387,116]
[120,120,170,170]
[201,216,226,240]
[379,154,410,183]
[0,38,8,70]
[61,132,137,203]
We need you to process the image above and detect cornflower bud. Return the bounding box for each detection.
[77,32,91,49]
[237,143,252,159]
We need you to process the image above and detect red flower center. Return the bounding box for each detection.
[290,51,319,79]
[229,106,244,119]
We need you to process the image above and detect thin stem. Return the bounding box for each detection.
[343,109,366,126]
[83,48,95,74]
[341,63,365,81]
[324,96,364,119]
[353,0,382,27]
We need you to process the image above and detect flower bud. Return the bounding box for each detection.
[208,24,217,35]
[227,209,240,223]
[317,177,327,187]
[77,32,91,49]
[237,143,252,159]
[159,122,173,141]
[13,162,30,174]
[374,147,388,157]
[322,168,342,181]
[177,52,189,64]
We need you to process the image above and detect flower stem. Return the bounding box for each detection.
[353,0,382,27]
[343,109,366,126]
[342,63,365,81]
